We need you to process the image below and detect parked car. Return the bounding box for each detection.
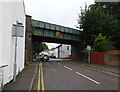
[35,56,40,61]
[36,54,44,61]
[35,54,50,61]
[43,55,49,61]
[65,55,71,59]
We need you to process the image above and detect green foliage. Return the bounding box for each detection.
[39,42,48,52]
[32,42,48,55]
[96,2,120,49]
[25,61,32,67]
[93,33,115,52]
[93,33,106,52]
[103,39,115,51]
[77,2,120,50]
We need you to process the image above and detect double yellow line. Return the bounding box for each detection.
[38,62,45,92]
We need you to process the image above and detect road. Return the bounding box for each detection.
[34,59,118,91]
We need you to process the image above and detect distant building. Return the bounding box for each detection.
[54,49,58,57]
[58,44,71,58]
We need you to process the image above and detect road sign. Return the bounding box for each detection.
[87,45,91,51]
[12,24,24,37]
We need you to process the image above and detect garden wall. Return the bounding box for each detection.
[90,51,120,66]
[104,51,120,66]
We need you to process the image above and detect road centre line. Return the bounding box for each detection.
[76,72,100,85]
[58,63,62,65]
[58,63,100,85]
[63,65,72,71]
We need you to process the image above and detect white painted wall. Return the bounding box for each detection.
[59,44,71,58]
[0,0,25,85]
[0,2,2,66]
[54,49,58,57]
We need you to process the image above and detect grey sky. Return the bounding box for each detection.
[24,0,94,49]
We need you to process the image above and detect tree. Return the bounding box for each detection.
[94,2,120,49]
[32,42,48,55]
[93,33,115,52]
[93,33,106,52]
[77,3,120,50]
[39,42,48,52]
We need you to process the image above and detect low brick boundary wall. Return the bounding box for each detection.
[90,50,120,66]
[104,54,120,66]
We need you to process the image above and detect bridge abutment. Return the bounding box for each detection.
[25,15,33,63]
[71,43,81,61]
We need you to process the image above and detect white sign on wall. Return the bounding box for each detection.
[87,45,91,51]
[12,24,24,37]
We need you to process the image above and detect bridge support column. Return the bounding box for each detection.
[71,43,81,61]
[25,15,33,63]
[58,47,60,58]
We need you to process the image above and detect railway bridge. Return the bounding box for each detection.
[25,15,82,62]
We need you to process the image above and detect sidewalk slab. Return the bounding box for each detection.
[3,62,38,91]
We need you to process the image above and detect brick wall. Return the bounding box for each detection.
[104,54,120,66]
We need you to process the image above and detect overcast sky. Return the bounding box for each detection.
[24,0,94,49]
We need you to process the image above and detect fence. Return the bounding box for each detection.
[90,52,105,65]
[90,51,120,66]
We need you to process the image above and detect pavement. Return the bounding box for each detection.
[2,59,119,91]
[2,62,39,91]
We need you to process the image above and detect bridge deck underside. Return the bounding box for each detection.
[32,35,79,45]
[34,28,80,41]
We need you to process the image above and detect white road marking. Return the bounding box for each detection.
[58,63,62,65]
[76,72,100,85]
[52,69,56,72]
[63,65,72,71]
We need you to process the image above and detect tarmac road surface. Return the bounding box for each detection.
[3,59,119,91]
[39,60,119,90]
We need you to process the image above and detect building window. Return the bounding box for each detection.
[67,46,69,50]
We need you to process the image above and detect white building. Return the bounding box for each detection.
[53,49,58,57]
[58,44,71,58]
[0,0,25,88]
